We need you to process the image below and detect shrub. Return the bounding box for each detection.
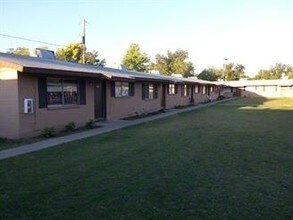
[41,127,56,138]
[85,119,96,129]
[65,122,76,132]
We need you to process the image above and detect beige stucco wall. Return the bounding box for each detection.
[0,68,20,139]
[17,74,95,138]
[106,81,162,119]
[279,86,293,97]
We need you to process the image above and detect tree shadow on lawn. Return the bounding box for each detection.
[0,97,292,220]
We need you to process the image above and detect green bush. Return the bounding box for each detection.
[65,122,76,132]
[41,127,56,138]
[85,119,96,129]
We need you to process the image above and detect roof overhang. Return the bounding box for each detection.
[0,60,24,72]
[22,66,104,78]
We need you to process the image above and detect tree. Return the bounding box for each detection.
[55,43,105,66]
[222,63,246,81]
[8,47,30,56]
[152,49,194,78]
[254,69,274,80]
[122,43,150,72]
[197,67,221,81]
[253,63,293,80]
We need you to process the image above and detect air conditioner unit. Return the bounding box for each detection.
[24,99,33,114]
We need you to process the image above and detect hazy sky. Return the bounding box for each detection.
[1,0,293,76]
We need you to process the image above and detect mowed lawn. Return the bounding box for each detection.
[0,98,292,219]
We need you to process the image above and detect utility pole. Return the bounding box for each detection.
[81,19,87,64]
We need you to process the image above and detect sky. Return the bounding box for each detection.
[1,0,293,76]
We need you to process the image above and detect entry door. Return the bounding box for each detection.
[95,80,106,119]
[191,85,194,103]
[161,84,166,108]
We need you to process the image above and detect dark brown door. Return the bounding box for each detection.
[161,84,166,108]
[95,80,106,119]
[190,85,194,103]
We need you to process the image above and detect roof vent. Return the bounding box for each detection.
[30,48,55,59]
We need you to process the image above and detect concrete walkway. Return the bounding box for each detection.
[0,98,234,160]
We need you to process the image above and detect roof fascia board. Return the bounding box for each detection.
[0,60,24,72]
[22,67,103,78]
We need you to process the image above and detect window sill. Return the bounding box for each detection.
[47,105,81,110]
[113,96,133,99]
[143,98,157,101]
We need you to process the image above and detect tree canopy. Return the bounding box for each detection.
[8,47,30,56]
[152,49,194,78]
[222,63,246,81]
[197,67,221,81]
[122,43,150,72]
[254,63,293,79]
[55,43,106,66]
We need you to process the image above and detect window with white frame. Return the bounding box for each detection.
[202,85,206,94]
[194,85,199,93]
[142,83,158,100]
[182,85,189,96]
[210,86,214,92]
[168,84,176,95]
[47,79,78,106]
[115,82,129,97]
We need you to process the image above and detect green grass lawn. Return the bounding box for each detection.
[0,98,292,219]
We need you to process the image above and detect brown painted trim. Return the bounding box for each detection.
[22,67,103,78]
[105,77,136,82]
[133,77,170,83]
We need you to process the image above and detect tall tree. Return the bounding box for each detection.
[55,43,105,66]
[122,43,150,72]
[8,47,30,56]
[254,69,275,80]
[222,63,246,81]
[254,63,293,79]
[197,67,221,81]
[152,49,194,78]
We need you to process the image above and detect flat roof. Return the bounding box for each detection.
[226,79,293,87]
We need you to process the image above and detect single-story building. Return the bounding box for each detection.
[0,53,222,139]
[226,80,293,98]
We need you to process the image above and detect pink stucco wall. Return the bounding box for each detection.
[0,68,20,138]
[106,81,162,119]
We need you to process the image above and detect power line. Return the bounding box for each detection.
[0,33,65,47]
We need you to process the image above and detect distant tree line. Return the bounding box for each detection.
[196,63,293,81]
[122,43,194,78]
[197,64,247,81]
[8,43,106,67]
[7,43,293,80]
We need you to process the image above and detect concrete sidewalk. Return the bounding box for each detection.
[0,98,234,160]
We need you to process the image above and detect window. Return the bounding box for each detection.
[168,84,177,95]
[202,86,206,94]
[115,82,129,97]
[111,81,134,97]
[38,77,86,108]
[210,86,214,92]
[47,79,78,106]
[262,86,266,92]
[142,83,158,100]
[182,85,189,96]
[194,85,199,93]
